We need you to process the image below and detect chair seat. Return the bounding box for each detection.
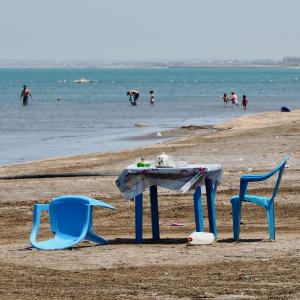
[231,194,271,208]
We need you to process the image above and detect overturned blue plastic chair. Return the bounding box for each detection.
[230,157,289,241]
[30,195,115,250]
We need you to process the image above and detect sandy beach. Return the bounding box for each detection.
[0,110,299,299]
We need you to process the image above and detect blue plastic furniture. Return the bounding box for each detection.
[30,195,115,250]
[230,157,289,241]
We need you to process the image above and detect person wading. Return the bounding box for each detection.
[20,85,32,106]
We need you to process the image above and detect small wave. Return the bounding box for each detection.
[73,78,96,84]
[42,135,85,141]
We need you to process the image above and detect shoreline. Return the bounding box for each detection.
[0,109,299,181]
[0,109,299,174]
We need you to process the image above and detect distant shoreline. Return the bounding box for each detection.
[1,57,300,69]
[0,65,299,69]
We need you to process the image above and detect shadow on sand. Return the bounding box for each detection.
[217,238,264,243]
[109,237,188,245]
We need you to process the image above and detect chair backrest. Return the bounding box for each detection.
[49,196,91,237]
[271,157,289,201]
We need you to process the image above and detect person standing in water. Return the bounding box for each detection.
[20,85,32,106]
[149,90,155,105]
[230,91,239,107]
[127,90,139,106]
[242,94,249,110]
[221,93,229,105]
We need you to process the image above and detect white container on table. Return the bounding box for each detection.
[156,152,175,167]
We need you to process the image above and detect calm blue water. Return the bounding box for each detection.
[0,67,299,165]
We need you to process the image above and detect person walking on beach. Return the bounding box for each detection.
[242,95,248,110]
[149,90,155,105]
[20,85,32,106]
[230,91,239,107]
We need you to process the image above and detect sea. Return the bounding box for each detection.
[0,67,299,166]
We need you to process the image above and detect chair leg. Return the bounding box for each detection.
[232,200,242,241]
[30,204,50,248]
[85,207,108,245]
[85,230,108,245]
[266,203,275,241]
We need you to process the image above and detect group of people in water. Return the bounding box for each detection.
[126,89,249,109]
[20,85,155,107]
[222,91,248,110]
[20,85,249,110]
[127,90,155,106]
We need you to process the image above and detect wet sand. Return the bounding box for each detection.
[0,110,299,299]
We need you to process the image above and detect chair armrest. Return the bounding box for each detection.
[241,157,289,183]
[239,173,272,198]
[241,172,275,182]
[238,157,289,199]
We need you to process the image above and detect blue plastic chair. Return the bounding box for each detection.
[230,157,289,241]
[30,195,115,250]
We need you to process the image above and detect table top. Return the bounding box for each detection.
[116,164,223,200]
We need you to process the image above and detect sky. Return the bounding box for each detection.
[1,0,300,61]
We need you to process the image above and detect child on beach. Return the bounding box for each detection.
[242,95,248,110]
[149,90,155,105]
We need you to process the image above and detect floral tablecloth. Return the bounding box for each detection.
[116,164,223,200]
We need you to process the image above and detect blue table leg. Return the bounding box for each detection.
[205,179,217,238]
[135,193,143,243]
[193,186,204,232]
[150,185,160,240]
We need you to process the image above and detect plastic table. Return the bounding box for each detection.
[116,164,223,243]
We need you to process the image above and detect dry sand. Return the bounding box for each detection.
[0,110,299,299]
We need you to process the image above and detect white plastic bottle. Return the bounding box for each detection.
[187,232,215,245]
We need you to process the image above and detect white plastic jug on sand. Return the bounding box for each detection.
[187,232,215,245]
